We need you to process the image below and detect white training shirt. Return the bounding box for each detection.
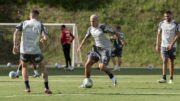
[16,19,48,54]
[158,20,179,47]
[85,24,114,49]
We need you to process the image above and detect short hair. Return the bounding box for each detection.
[90,14,98,21]
[61,25,66,30]
[116,25,121,30]
[31,9,39,17]
[164,10,172,15]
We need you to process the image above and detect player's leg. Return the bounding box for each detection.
[168,47,176,84]
[33,54,52,94]
[158,47,168,83]
[84,59,95,78]
[116,48,122,71]
[99,63,117,86]
[16,62,22,78]
[20,54,31,92]
[31,63,40,78]
[111,49,117,71]
[62,44,69,69]
[98,49,117,86]
[111,57,117,71]
[66,44,73,70]
[80,48,98,88]
[168,58,174,83]
[117,57,122,69]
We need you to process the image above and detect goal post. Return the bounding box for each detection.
[0,23,83,68]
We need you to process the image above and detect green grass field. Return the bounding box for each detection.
[0,67,180,101]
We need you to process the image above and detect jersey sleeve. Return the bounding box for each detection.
[177,24,180,32]
[16,22,23,31]
[99,24,114,34]
[41,23,48,36]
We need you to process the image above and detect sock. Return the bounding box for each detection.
[108,73,114,79]
[16,69,20,75]
[24,81,30,89]
[44,81,49,90]
[170,76,173,80]
[34,70,39,75]
[163,75,166,80]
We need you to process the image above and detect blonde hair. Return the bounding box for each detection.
[90,14,98,21]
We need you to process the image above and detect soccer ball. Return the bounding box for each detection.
[7,62,12,68]
[54,63,61,69]
[9,71,17,79]
[83,78,93,88]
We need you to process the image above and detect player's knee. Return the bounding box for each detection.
[162,58,168,64]
[98,64,105,71]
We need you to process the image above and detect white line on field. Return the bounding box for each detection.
[1,92,180,98]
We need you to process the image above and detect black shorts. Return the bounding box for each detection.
[161,47,176,60]
[111,47,122,57]
[20,54,44,64]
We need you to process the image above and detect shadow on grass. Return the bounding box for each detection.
[1,67,180,76]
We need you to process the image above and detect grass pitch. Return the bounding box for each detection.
[0,67,180,101]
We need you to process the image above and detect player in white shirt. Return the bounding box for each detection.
[12,9,52,94]
[78,14,117,88]
[156,10,180,84]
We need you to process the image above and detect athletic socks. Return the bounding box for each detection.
[170,76,173,80]
[163,75,166,80]
[24,81,30,89]
[44,81,49,90]
[34,70,39,75]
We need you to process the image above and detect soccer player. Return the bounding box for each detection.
[60,25,75,70]
[111,25,126,71]
[12,9,52,94]
[156,10,180,84]
[77,14,117,87]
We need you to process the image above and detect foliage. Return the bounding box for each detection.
[0,0,180,66]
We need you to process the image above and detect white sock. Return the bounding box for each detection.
[16,70,20,75]
[34,70,39,75]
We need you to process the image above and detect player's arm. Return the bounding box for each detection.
[167,31,180,50]
[156,22,162,53]
[13,29,19,54]
[13,22,23,54]
[40,24,48,43]
[116,32,127,47]
[156,31,161,53]
[77,28,91,52]
[77,36,89,52]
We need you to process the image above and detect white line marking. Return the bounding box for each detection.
[1,92,180,98]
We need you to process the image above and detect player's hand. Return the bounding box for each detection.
[40,38,47,44]
[77,46,81,53]
[122,41,127,47]
[167,44,173,50]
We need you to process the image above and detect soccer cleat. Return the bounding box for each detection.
[44,89,52,94]
[168,80,174,84]
[16,75,19,78]
[79,84,85,88]
[68,66,74,71]
[112,67,120,71]
[111,77,117,86]
[32,74,40,78]
[158,79,166,83]
[24,88,31,93]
